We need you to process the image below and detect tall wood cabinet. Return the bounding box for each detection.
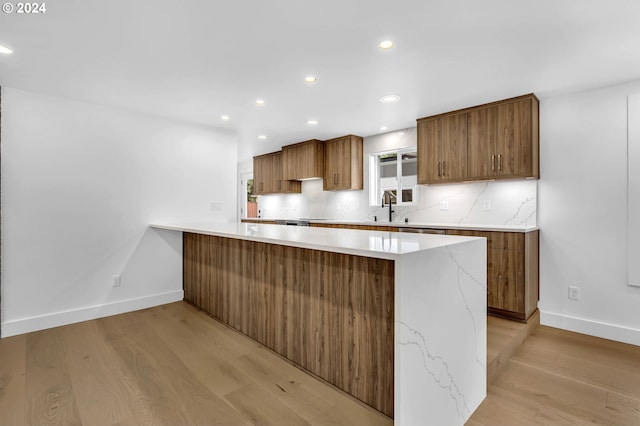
[253,151,301,195]
[447,229,539,321]
[323,135,363,191]
[417,113,468,184]
[282,139,324,180]
[416,93,539,184]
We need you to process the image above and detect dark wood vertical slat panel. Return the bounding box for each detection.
[183,234,394,417]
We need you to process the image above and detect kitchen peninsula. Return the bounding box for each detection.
[150,222,487,425]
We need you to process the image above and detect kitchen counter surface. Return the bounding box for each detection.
[242,217,538,233]
[150,221,480,260]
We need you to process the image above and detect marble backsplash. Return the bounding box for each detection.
[257,179,537,227]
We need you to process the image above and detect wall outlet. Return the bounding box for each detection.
[112,275,121,287]
[568,285,580,300]
[210,202,222,210]
[439,201,449,211]
[483,200,492,211]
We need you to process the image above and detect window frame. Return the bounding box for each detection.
[369,146,418,207]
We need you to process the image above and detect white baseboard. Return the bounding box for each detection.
[541,310,640,347]
[1,290,184,338]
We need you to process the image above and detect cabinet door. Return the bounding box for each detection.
[323,135,362,191]
[440,113,468,182]
[447,229,525,316]
[324,138,351,190]
[467,105,499,179]
[496,98,533,177]
[417,118,441,184]
[274,152,301,194]
[253,153,279,194]
[487,233,524,314]
[418,114,468,184]
[253,156,267,195]
[273,152,284,193]
[282,140,324,180]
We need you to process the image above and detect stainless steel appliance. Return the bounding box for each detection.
[397,227,446,235]
[275,219,311,226]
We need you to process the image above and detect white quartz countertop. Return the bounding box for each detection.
[244,218,538,233]
[150,222,482,260]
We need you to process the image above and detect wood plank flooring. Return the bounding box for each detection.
[468,322,640,425]
[486,310,540,385]
[0,302,392,426]
[2,302,640,425]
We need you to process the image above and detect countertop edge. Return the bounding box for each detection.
[150,222,483,260]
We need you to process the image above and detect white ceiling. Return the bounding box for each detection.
[1,0,640,161]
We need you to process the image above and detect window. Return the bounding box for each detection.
[369,147,418,206]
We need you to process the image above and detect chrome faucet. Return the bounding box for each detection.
[381,192,396,222]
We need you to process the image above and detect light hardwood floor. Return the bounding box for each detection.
[2,302,640,425]
[0,301,392,426]
[468,323,640,425]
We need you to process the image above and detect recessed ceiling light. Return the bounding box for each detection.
[379,94,400,103]
[304,76,317,83]
[0,45,13,55]
[380,126,388,131]
[258,135,267,140]
[379,40,393,49]
[255,99,265,105]
[307,120,319,125]
[220,115,230,121]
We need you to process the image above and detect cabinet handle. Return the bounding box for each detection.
[491,155,496,171]
[260,182,264,191]
[442,161,446,176]
[498,154,502,172]
[277,180,281,190]
[333,173,337,185]
[437,160,441,177]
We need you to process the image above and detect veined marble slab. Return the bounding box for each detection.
[395,240,486,425]
[150,222,487,424]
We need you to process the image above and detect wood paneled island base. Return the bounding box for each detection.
[183,233,395,417]
[153,222,486,425]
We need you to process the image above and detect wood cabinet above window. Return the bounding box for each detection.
[282,139,324,180]
[253,151,302,195]
[417,93,539,184]
[323,135,363,191]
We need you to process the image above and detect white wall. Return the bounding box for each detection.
[1,87,237,337]
[539,79,640,345]
[258,128,538,227]
[629,93,640,287]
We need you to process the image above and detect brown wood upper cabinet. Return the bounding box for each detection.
[417,113,468,184]
[282,139,324,180]
[467,95,539,180]
[323,135,363,191]
[416,93,539,184]
[253,151,301,195]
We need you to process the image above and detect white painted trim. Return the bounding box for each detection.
[541,310,640,347]
[1,290,183,338]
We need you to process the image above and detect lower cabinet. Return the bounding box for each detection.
[310,223,399,232]
[245,220,539,322]
[447,229,539,321]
